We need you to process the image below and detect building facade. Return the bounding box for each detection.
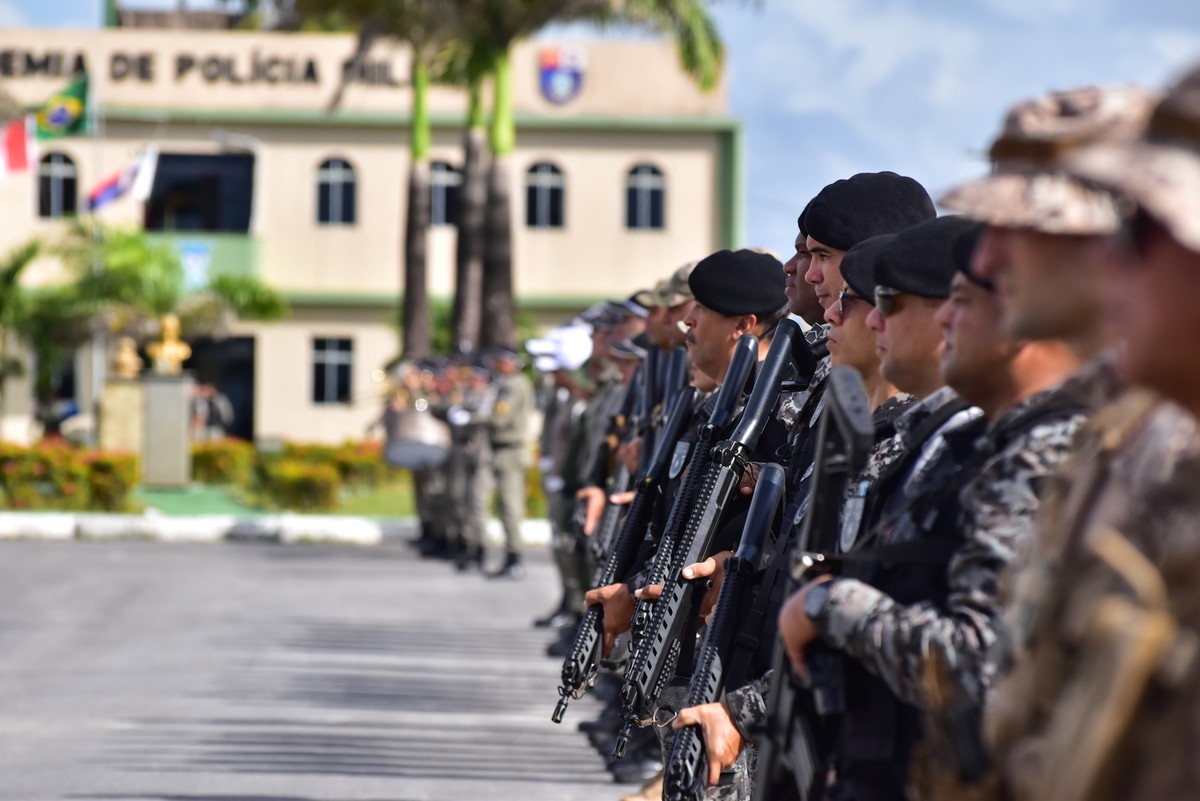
[0,28,739,444]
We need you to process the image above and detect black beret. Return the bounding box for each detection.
[874,216,980,300]
[797,197,815,239]
[951,222,991,290]
[840,234,898,304]
[804,171,937,252]
[688,249,788,317]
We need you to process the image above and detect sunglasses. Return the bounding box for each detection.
[874,286,902,316]
[836,288,868,319]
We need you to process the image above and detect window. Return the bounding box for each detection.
[525,162,564,228]
[431,161,462,226]
[317,158,356,225]
[626,164,665,230]
[312,337,353,405]
[38,152,77,219]
[144,153,254,233]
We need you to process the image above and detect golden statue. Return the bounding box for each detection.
[112,336,144,379]
[146,314,191,375]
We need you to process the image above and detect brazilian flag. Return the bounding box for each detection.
[35,74,89,140]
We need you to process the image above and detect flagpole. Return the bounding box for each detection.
[89,68,106,446]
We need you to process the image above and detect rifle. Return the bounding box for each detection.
[589,354,657,563]
[553,385,699,723]
[664,462,787,801]
[627,335,759,648]
[615,318,815,758]
[751,366,874,801]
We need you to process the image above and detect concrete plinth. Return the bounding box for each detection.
[100,380,146,455]
[142,375,193,489]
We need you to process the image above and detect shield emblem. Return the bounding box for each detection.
[668,441,691,480]
[539,46,586,105]
[839,496,865,553]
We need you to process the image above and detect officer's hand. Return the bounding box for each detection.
[583,582,635,657]
[575,486,606,535]
[738,462,762,496]
[777,577,832,676]
[682,551,733,623]
[671,700,744,787]
[617,437,642,475]
[609,491,635,506]
[633,584,662,601]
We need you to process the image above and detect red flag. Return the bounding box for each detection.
[1,117,30,175]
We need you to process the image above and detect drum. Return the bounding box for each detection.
[384,406,452,470]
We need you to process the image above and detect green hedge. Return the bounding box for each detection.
[0,442,140,512]
[191,439,255,486]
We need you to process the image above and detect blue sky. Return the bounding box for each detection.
[5,0,1200,253]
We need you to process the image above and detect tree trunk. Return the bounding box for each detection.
[452,77,488,358]
[401,54,432,360]
[481,46,516,351]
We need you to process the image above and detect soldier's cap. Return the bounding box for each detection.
[797,196,815,240]
[607,336,649,362]
[605,296,650,321]
[840,234,897,304]
[940,85,1158,236]
[485,345,523,364]
[804,171,936,252]
[688,249,788,318]
[874,215,980,300]
[632,281,665,309]
[1068,65,1200,256]
[657,261,698,307]
[952,223,992,290]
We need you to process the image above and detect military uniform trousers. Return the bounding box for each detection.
[489,442,529,555]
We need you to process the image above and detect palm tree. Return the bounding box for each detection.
[287,0,459,362]
[455,0,725,349]
[0,241,40,420]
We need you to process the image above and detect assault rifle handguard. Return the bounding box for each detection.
[664,462,787,801]
[553,386,699,723]
[615,319,810,758]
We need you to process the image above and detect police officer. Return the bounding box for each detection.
[483,346,536,579]
[776,215,983,801]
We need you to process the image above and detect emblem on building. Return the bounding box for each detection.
[539,46,586,105]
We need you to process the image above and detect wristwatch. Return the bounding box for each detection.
[804,579,837,626]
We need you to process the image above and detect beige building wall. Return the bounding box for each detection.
[0,28,737,445]
[246,308,396,445]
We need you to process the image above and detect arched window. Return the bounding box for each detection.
[430,161,462,227]
[525,162,564,229]
[317,158,356,225]
[626,164,665,230]
[38,152,77,219]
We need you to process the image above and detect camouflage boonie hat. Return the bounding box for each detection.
[656,260,698,307]
[1069,64,1200,255]
[940,86,1157,235]
[632,281,666,309]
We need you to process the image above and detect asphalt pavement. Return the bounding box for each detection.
[0,539,635,801]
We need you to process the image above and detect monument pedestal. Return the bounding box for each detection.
[100,380,145,455]
[141,374,193,489]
